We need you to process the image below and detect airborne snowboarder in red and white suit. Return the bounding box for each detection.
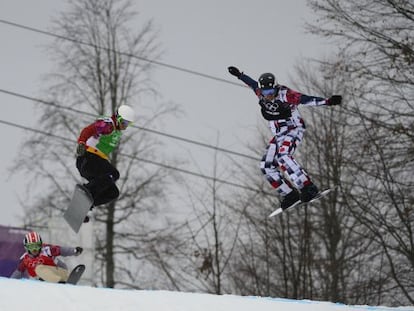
[228,66,342,210]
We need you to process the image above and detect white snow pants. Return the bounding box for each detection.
[260,125,311,195]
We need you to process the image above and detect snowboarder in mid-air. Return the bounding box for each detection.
[228,66,342,210]
[10,231,83,283]
[75,105,135,221]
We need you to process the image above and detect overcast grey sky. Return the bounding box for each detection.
[0,0,328,226]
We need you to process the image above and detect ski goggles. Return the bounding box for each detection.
[25,242,42,252]
[261,88,276,96]
[117,117,132,127]
[121,119,131,127]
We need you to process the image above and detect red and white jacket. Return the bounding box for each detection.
[11,244,76,278]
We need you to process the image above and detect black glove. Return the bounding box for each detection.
[228,66,241,78]
[76,143,87,157]
[327,95,342,106]
[74,247,83,255]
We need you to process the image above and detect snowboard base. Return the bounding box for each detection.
[64,184,94,233]
[269,188,332,218]
[66,264,85,285]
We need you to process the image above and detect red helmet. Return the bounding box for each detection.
[23,231,42,254]
[23,231,42,246]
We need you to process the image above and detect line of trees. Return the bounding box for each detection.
[136,0,414,306]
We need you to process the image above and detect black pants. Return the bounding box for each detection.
[76,153,120,206]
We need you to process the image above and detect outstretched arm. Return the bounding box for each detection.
[43,244,83,257]
[284,87,342,107]
[228,66,260,95]
[57,246,83,257]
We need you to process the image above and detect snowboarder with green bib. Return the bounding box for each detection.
[76,105,135,209]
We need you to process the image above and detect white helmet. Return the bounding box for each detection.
[116,105,135,122]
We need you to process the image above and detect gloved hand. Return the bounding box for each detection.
[228,66,242,78]
[74,247,83,255]
[76,143,87,157]
[327,95,342,106]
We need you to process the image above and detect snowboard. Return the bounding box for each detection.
[64,184,94,233]
[269,188,333,218]
[66,264,85,285]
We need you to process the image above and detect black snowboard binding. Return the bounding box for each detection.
[280,189,301,210]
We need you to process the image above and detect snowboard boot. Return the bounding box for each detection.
[79,184,94,223]
[83,207,94,223]
[280,189,301,210]
[300,183,319,202]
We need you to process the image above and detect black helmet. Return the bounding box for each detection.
[258,73,275,90]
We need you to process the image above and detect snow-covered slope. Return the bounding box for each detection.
[0,277,411,311]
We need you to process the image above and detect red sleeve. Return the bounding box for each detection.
[47,244,62,256]
[285,86,326,106]
[16,259,26,272]
[286,88,302,105]
[77,123,98,144]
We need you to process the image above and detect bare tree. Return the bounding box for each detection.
[225,56,387,305]
[297,80,380,304]
[14,0,179,288]
[144,140,246,294]
[306,0,414,305]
